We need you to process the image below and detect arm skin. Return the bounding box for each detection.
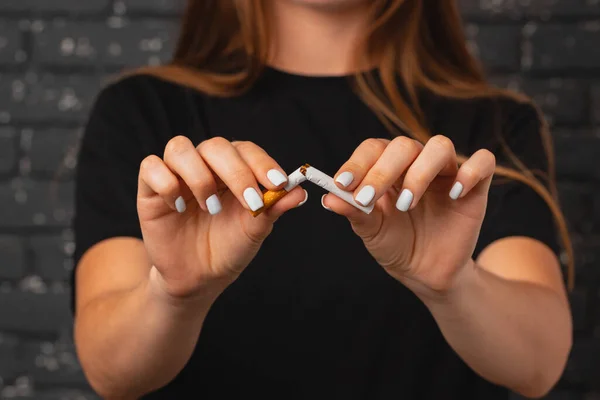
[408,236,572,399]
[73,238,227,400]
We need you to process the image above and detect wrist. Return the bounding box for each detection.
[146,266,224,313]
[413,259,479,308]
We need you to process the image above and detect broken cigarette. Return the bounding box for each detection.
[250,167,307,217]
[301,164,374,214]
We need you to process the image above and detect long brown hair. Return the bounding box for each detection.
[133,0,574,289]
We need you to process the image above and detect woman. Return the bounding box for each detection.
[72,0,574,399]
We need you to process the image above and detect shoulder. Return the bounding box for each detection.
[422,91,546,160]
[94,71,196,113]
[87,69,208,149]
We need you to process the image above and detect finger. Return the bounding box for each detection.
[332,138,389,191]
[163,136,222,215]
[197,137,264,212]
[321,192,384,239]
[449,149,496,200]
[352,136,423,207]
[397,135,458,212]
[231,141,288,190]
[139,155,188,213]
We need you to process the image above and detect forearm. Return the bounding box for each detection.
[418,261,572,397]
[74,267,220,399]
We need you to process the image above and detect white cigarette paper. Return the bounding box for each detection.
[303,165,374,214]
[283,167,307,191]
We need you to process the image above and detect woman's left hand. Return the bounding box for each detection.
[324,135,496,299]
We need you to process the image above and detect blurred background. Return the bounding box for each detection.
[0,0,598,399]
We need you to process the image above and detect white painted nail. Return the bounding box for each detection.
[297,189,309,207]
[449,182,463,200]
[243,187,264,212]
[396,189,413,212]
[206,194,222,215]
[335,171,354,187]
[321,194,331,211]
[267,169,287,186]
[355,185,375,206]
[175,196,186,213]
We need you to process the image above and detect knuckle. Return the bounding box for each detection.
[461,166,478,182]
[187,176,215,195]
[233,140,256,153]
[198,136,229,154]
[165,135,193,156]
[140,155,158,173]
[479,149,496,165]
[392,136,421,154]
[408,170,428,187]
[362,138,387,153]
[367,169,389,186]
[229,167,253,187]
[429,135,455,152]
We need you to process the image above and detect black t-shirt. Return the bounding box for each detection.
[72,67,560,399]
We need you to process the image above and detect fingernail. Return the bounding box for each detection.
[267,169,287,186]
[396,189,413,212]
[335,171,354,187]
[175,196,186,213]
[355,185,375,206]
[297,189,309,207]
[449,182,463,200]
[206,194,222,215]
[243,187,264,212]
[321,194,331,211]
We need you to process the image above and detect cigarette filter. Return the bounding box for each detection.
[250,167,307,217]
[301,164,374,214]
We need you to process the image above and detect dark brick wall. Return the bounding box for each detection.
[0,1,598,398]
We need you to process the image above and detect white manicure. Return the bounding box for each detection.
[396,189,413,212]
[335,171,354,187]
[243,187,264,212]
[449,182,463,200]
[355,185,375,206]
[206,194,222,215]
[297,189,309,207]
[267,169,287,186]
[321,194,331,211]
[175,196,186,213]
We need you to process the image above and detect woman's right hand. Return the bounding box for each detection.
[137,136,307,301]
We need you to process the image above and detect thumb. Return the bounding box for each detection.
[321,193,383,239]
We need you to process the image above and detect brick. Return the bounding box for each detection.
[592,84,600,125]
[28,129,80,180]
[528,24,600,70]
[16,390,100,400]
[0,290,71,333]
[571,237,600,282]
[491,77,588,125]
[554,133,600,181]
[30,235,72,281]
[0,180,74,228]
[0,334,19,381]
[116,0,186,14]
[569,289,588,332]
[34,21,178,68]
[460,0,600,19]
[465,25,521,71]
[0,235,26,280]
[0,0,109,13]
[0,74,102,124]
[511,391,582,400]
[22,340,87,387]
[563,340,600,387]
[557,184,597,235]
[0,21,24,65]
[0,128,17,175]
